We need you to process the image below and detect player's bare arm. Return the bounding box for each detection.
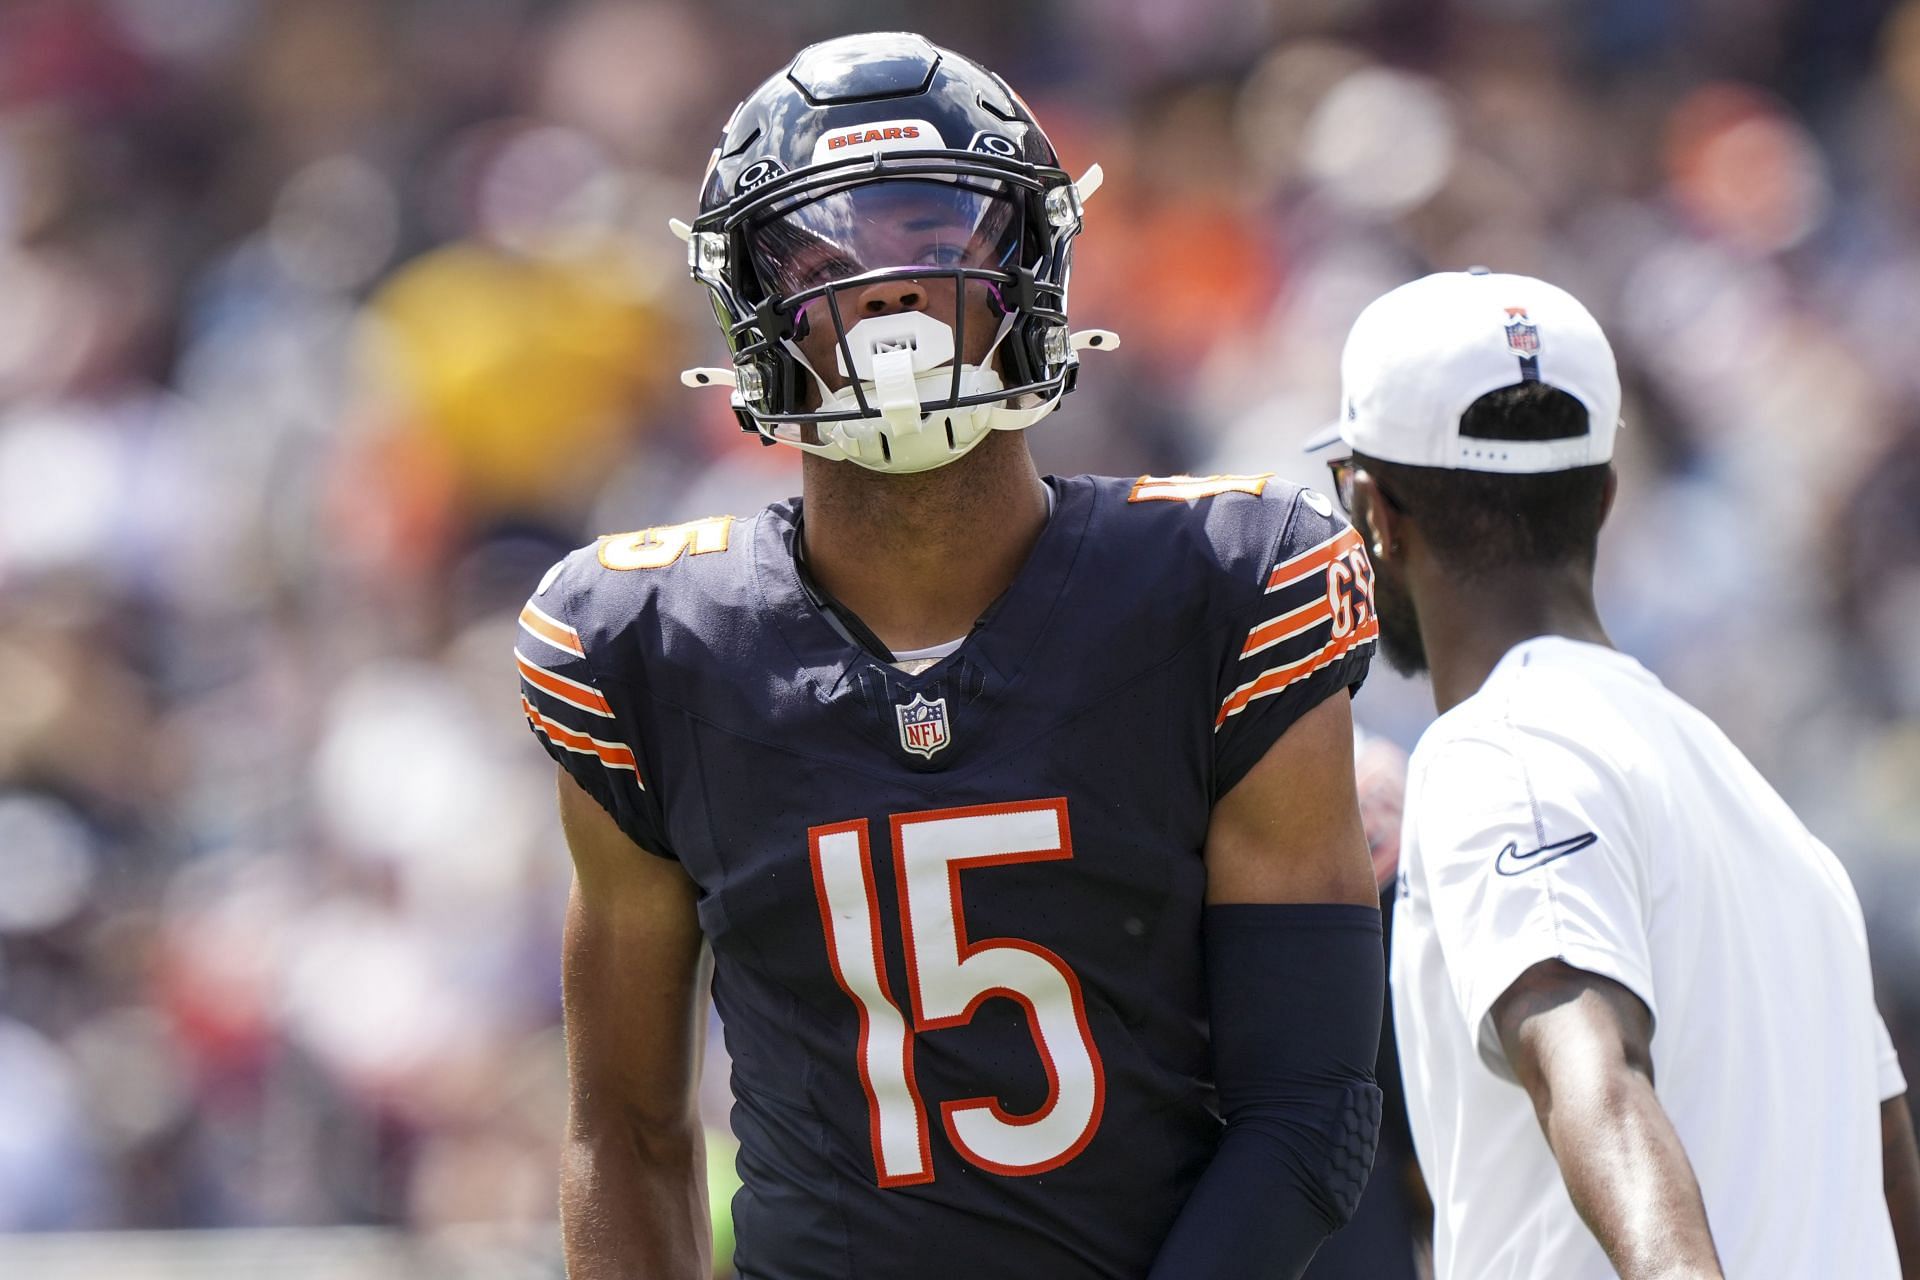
[556,769,713,1280]
[1202,690,1377,908]
[1887,1092,1920,1277]
[1492,959,1722,1280]
[1148,691,1385,1279]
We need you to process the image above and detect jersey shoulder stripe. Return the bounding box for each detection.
[516,546,663,850]
[516,648,614,717]
[1216,499,1377,729]
[1217,623,1376,726]
[1265,524,1365,593]
[520,695,643,785]
[518,601,585,657]
[1241,595,1333,659]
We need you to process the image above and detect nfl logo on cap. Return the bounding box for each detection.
[1302,270,1622,475]
[1504,307,1541,356]
[896,693,951,759]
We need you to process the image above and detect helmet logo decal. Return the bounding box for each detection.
[968,130,1019,159]
[735,158,787,194]
[896,693,952,759]
[811,118,941,164]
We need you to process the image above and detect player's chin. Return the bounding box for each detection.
[1373,579,1428,676]
[1377,625,1429,677]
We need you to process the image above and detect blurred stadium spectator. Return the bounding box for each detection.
[1,0,1917,1274]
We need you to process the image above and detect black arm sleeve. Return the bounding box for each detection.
[1147,904,1386,1280]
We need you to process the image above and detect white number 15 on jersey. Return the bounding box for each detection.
[808,798,1107,1187]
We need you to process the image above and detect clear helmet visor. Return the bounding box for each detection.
[747,179,1023,304]
[682,170,1113,474]
[747,180,1027,402]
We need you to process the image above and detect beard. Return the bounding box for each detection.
[1372,562,1428,676]
[1355,504,1427,675]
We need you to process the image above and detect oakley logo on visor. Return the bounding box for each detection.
[735,158,787,194]
[969,130,1020,158]
[811,119,941,164]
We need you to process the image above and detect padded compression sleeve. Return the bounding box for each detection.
[1147,904,1386,1280]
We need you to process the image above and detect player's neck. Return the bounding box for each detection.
[798,432,1050,654]
[1418,566,1612,715]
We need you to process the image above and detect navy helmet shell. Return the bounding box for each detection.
[699,33,1056,215]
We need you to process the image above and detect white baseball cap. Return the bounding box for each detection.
[1305,269,1621,474]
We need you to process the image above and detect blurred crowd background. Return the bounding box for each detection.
[3,0,1919,1273]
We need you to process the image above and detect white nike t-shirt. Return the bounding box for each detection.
[1391,636,1906,1280]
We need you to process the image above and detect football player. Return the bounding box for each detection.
[520,33,1385,1279]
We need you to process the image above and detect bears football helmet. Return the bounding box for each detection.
[675,32,1116,474]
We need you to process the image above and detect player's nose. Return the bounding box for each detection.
[851,278,926,317]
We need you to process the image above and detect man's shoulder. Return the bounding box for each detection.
[1407,663,1639,812]
[522,507,774,679]
[1073,471,1350,608]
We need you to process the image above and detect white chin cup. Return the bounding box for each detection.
[817,362,1013,473]
[803,310,1032,475]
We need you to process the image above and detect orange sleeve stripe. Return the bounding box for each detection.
[1264,525,1365,593]
[515,651,614,718]
[518,603,584,658]
[1241,597,1333,658]
[522,696,642,783]
[1216,615,1379,727]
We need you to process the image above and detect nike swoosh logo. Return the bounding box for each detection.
[1494,831,1598,876]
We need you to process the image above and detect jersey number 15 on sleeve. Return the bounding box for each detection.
[808,798,1106,1188]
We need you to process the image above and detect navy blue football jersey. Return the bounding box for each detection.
[518,473,1377,1280]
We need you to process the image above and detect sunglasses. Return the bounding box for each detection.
[1326,456,1404,517]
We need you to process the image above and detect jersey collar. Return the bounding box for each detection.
[754,474,1096,703]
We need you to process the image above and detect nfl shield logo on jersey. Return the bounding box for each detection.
[896,693,951,759]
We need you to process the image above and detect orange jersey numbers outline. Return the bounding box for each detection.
[809,798,1106,1187]
[1327,541,1375,639]
[597,515,734,571]
[1127,473,1273,503]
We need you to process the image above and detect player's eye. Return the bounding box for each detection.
[793,253,861,291]
[914,242,971,268]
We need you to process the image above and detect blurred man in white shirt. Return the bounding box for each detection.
[1308,269,1920,1279]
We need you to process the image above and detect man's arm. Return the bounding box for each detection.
[1203,691,1381,907]
[1886,1092,1920,1277]
[1148,693,1385,1280]
[1492,959,1721,1280]
[556,768,713,1280]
